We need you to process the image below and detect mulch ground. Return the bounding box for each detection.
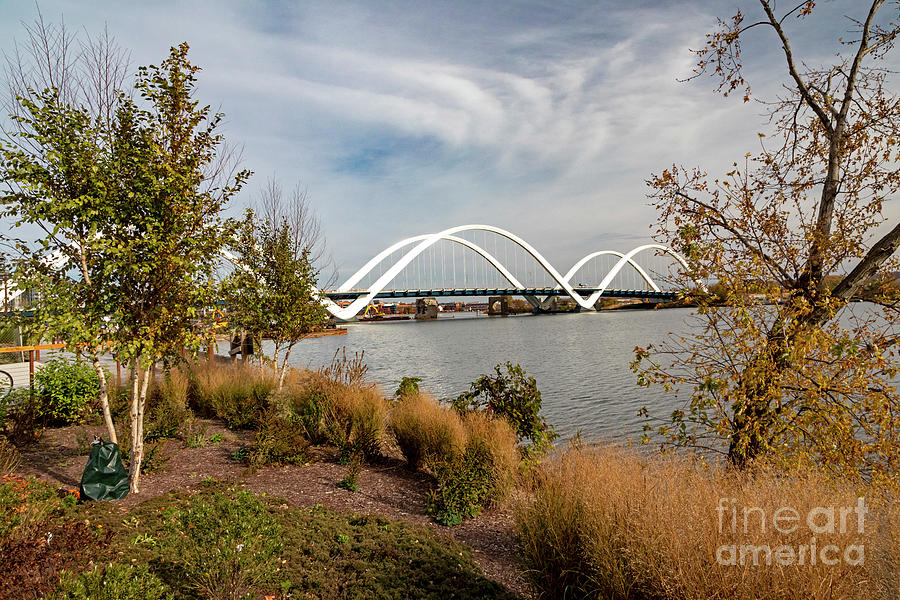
[14,420,532,598]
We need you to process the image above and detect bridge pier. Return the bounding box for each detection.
[488,296,509,316]
[527,295,578,314]
[528,295,556,314]
[522,294,542,311]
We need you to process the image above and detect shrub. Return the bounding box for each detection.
[52,563,173,600]
[389,392,466,470]
[249,407,310,468]
[0,436,21,476]
[394,376,422,399]
[454,362,557,461]
[425,411,517,526]
[161,488,283,600]
[34,358,102,425]
[515,444,900,600]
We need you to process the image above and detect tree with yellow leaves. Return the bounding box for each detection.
[634,1,900,486]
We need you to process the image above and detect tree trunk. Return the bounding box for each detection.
[277,343,294,391]
[726,298,824,467]
[727,391,777,467]
[90,352,117,444]
[272,342,280,382]
[128,357,151,493]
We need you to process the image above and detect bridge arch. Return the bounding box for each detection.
[563,250,661,292]
[7,227,694,322]
[319,225,696,320]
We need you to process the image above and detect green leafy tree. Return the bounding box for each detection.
[222,180,327,390]
[454,362,557,461]
[633,1,900,486]
[2,37,248,492]
[107,44,248,491]
[0,19,131,444]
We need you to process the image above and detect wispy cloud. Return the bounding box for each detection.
[1,1,882,281]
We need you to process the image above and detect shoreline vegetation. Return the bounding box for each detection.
[1,355,897,599]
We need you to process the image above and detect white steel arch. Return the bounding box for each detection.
[320,224,698,320]
[562,251,661,292]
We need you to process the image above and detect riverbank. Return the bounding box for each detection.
[3,354,898,599]
[7,421,528,597]
[8,416,898,600]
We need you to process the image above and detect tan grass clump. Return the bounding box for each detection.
[389,392,519,525]
[188,360,275,429]
[321,381,390,461]
[389,392,467,469]
[145,368,192,439]
[460,410,518,501]
[287,352,389,461]
[515,444,899,600]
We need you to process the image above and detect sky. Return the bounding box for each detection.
[0,0,893,284]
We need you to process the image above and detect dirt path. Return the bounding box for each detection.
[15,421,532,598]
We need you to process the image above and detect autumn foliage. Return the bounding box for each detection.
[634,0,900,487]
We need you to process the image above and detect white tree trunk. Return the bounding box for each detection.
[277,343,294,391]
[272,342,280,382]
[90,352,117,444]
[128,357,151,493]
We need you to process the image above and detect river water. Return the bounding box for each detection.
[273,308,696,442]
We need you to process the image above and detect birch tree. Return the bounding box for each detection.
[109,43,248,491]
[0,16,130,444]
[2,36,247,492]
[222,181,327,390]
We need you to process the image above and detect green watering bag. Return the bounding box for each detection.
[79,438,129,501]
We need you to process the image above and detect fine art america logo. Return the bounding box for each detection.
[715,497,868,566]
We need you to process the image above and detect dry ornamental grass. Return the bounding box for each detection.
[516,444,900,600]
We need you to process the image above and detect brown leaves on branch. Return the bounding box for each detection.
[636,0,900,487]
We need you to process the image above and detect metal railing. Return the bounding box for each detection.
[0,343,66,396]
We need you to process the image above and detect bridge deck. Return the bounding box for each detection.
[325,288,677,301]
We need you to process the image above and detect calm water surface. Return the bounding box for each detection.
[274,309,696,441]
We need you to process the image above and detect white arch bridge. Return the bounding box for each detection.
[2,224,696,322]
[315,224,695,321]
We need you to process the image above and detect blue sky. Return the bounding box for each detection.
[0,1,892,283]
